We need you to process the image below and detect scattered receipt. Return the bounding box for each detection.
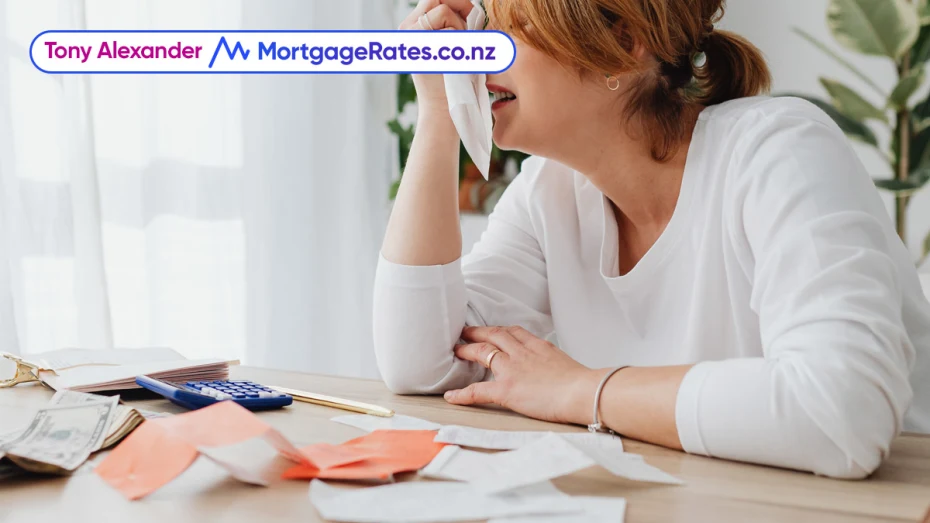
[310,479,585,523]
[331,414,441,432]
[422,434,683,494]
[436,425,624,451]
[445,0,493,179]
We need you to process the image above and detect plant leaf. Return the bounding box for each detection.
[874,168,930,195]
[779,94,879,147]
[793,28,886,97]
[889,67,926,109]
[820,78,888,123]
[387,119,404,136]
[827,0,920,59]
[874,178,924,194]
[922,0,930,25]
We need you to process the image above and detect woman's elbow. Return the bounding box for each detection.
[374,342,439,395]
[790,365,908,479]
[374,336,481,395]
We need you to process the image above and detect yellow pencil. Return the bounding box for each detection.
[270,385,395,417]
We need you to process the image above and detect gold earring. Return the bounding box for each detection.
[606,75,620,91]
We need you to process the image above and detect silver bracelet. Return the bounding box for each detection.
[588,366,630,434]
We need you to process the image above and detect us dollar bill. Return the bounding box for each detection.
[49,390,154,448]
[0,396,118,473]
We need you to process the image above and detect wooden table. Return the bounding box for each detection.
[0,366,928,523]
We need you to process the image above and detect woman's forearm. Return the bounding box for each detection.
[566,365,693,450]
[565,358,897,479]
[382,108,463,266]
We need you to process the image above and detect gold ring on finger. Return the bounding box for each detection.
[485,349,502,370]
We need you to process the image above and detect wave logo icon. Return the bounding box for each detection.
[208,36,251,68]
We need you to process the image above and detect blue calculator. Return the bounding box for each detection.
[135,375,293,411]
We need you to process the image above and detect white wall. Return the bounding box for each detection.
[722,0,930,261]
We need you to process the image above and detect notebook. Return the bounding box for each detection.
[24,348,235,393]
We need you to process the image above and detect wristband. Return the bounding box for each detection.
[587,366,630,434]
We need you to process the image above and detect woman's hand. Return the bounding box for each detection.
[444,326,604,426]
[398,0,473,112]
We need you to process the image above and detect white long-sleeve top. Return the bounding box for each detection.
[373,96,930,479]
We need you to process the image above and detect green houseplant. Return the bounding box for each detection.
[788,0,930,262]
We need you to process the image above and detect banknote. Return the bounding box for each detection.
[0,396,117,473]
[49,390,149,449]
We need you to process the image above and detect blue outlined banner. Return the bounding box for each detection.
[31,30,516,74]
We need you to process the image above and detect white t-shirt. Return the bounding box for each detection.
[373,96,930,478]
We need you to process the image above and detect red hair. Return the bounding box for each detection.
[487,0,772,161]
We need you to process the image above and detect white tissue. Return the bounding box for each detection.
[444,0,493,179]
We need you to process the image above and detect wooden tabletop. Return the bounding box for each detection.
[0,366,928,523]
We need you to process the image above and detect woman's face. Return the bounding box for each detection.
[487,38,616,157]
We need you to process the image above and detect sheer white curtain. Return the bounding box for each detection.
[0,0,395,379]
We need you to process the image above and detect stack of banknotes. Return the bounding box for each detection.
[0,391,168,479]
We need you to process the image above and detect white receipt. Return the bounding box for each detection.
[489,496,628,523]
[422,434,682,494]
[330,414,441,432]
[198,439,281,486]
[422,437,594,493]
[436,425,624,452]
[444,0,493,179]
[309,479,583,523]
[197,426,309,486]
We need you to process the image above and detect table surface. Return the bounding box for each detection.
[0,366,928,523]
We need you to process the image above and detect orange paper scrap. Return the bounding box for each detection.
[95,401,328,499]
[282,430,445,481]
[95,402,444,500]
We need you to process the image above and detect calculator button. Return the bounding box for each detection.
[245,393,259,398]
[257,391,273,398]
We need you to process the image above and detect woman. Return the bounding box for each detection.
[375,0,930,479]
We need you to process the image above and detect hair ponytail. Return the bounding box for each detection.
[486,0,773,162]
[695,29,772,106]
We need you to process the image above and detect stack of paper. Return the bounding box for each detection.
[24,347,233,392]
